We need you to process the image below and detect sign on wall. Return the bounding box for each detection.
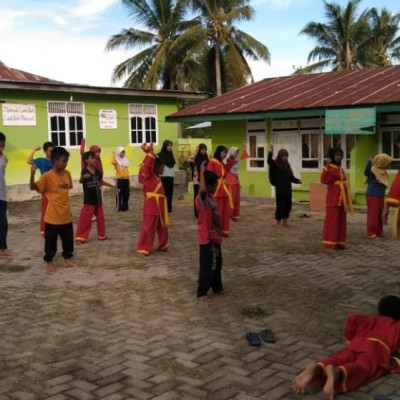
[325,107,376,135]
[99,109,117,129]
[2,103,37,126]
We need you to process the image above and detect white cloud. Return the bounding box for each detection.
[249,58,308,81]
[70,0,119,18]
[251,0,294,9]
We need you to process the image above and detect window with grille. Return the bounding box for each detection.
[129,104,158,145]
[48,102,85,147]
[246,120,266,170]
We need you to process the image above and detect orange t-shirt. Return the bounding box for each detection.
[35,169,73,224]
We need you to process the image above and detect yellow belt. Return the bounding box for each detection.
[393,207,399,239]
[367,337,390,355]
[334,181,354,214]
[146,192,169,227]
[216,177,234,209]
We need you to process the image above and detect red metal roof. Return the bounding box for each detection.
[0,61,60,83]
[167,66,400,120]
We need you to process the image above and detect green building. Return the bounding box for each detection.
[0,62,204,200]
[167,66,400,205]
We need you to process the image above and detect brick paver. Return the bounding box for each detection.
[1,193,400,399]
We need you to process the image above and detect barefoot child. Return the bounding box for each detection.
[0,132,14,256]
[364,154,392,239]
[137,143,168,256]
[111,147,130,212]
[268,144,301,227]
[206,146,235,236]
[75,151,117,244]
[196,162,223,302]
[321,147,353,250]
[293,295,400,399]
[190,143,209,218]
[30,147,77,274]
[27,142,55,236]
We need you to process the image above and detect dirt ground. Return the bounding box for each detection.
[1,190,400,400]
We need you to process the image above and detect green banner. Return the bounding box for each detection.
[325,107,376,135]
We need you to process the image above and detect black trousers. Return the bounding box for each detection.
[275,192,292,221]
[116,179,130,211]
[197,242,223,297]
[193,184,200,218]
[161,177,174,213]
[44,222,74,262]
[0,200,8,250]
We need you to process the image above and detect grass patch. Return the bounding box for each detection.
[163,360,213,380]
[0,264,28,273]
[241,305,267,318]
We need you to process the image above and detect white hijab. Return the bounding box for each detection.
[223,146,239,176]
[116,146,129,168]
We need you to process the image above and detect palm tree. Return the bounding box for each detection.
[177,0,270,96]
[105,0,199,89]
[365,7,400,67]
[298,0,370,73]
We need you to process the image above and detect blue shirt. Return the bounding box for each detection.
[34,158,53,175]
[364,160,386,198]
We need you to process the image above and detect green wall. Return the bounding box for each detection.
[0,89,179,184]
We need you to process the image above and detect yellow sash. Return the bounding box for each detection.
[146,181,169,227]
[367,337,391,355]
[334,181,354,214]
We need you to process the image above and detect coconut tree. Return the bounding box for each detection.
[298,0,371,73]
[176,0,270,96]
[365,7,400,66]
[105,0,199,89]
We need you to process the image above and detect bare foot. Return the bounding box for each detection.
[137,252,148,258]
[197,295,212,303]
[282,219,289,228]
[324,247,335,254]
[1,249,15,256]
[64,259,78,268]
[46,262,55,275]
[323,365,336,400]
[75,240,85,245]
[275,222,283,228]
[293,362,318,395]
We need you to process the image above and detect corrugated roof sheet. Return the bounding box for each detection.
[167,66,400,120]
[0,61,59,83]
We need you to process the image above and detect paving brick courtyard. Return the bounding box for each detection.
[1,191,400,400]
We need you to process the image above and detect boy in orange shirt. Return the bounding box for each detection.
[30,147,77,274]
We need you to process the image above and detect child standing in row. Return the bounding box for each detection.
[112,147,130,212]
[30,147,77,274]
[27,142,55,236]
[137,143,168,256]
[364,154,392,239]
[321,147,352,250]
[158,140,176,213]
[207,146,235,236]
[196,161,223,302]
[0,132,14,256]
[75,151,117,244]
[268,144,301,227]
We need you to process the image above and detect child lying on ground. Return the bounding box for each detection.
[293,295,400,399]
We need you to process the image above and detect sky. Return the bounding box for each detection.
[0,0,399,87]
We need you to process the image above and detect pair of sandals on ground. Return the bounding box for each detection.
[245,329,276,346]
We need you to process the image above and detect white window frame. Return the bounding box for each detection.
[379,128,400,171]
[47,101,85,148]
[301,131,321,170]
[128,103,158,146]
[246,120,267,171]
[323,134,358,171]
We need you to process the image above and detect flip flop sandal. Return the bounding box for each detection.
[374,396,400,400]
[259,329,276,343]
[245,332,261,347]
[299,213,311,218]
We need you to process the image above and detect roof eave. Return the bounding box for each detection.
[0,81,207,100]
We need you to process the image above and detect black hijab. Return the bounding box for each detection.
[213,145,228,161]
[194,143,209,168]
[274,149,294,178]
[158,140,176,168]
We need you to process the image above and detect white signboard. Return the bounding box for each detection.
[2,103,37,126]
[99,109,117,129]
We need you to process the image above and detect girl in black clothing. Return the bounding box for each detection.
[158,140,176,213]
[190,143,209,218]
[268,144,301,227]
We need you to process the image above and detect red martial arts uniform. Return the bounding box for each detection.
[311,314,400,394]
[75,167,106,242]
[387,169,400,239]
[137,150,168,256]
[321,163,353,248]
[207,157,235,235]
